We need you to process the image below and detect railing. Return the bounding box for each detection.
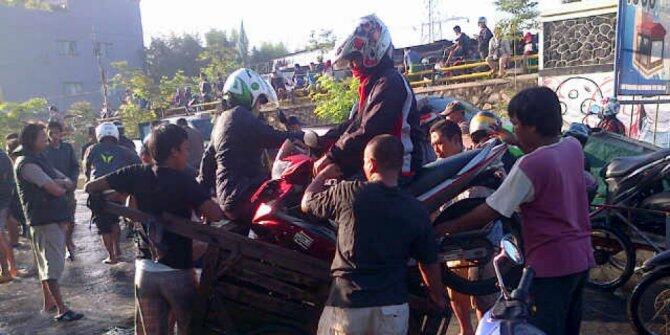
[405,54,539,88]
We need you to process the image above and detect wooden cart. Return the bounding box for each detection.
[105,203,449,335]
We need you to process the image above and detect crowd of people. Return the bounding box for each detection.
[403,17,537,78]
[0,14,591,335]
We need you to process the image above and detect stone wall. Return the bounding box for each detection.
[543,13,616,69]
[263,75,540,127]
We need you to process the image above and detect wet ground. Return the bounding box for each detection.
[0,191,644,334]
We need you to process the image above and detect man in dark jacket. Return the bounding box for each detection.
[44,120,79,260]
[113,122,137,152]
[199,68,303,232]
[313,15,423,178]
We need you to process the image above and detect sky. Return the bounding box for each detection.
[139,0,511,51]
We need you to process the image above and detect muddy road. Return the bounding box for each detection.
[0,191,643,334]
[0,191,134,335]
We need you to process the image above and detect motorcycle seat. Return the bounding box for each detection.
[405,149,482,197]
[605,149,670,178]
[640,192,670,211]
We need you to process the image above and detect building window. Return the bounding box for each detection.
[94,42,113,57]
[63,82,83,96]
[57,40,78,56]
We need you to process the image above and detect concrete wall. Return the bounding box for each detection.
[0,0,144,111]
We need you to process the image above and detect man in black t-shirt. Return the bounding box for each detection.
[301,135,446,334]
[445,25,471,65]
[85,124,223,334]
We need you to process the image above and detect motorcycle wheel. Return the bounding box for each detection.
[587,220,636,291]
[628,268,670,335]
[436,198,523,296]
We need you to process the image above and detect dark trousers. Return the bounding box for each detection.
[529,270,588,335]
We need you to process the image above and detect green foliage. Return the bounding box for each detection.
[145,33,205,82]
[310,76,359,123]
[0,0,61,10]
[307,29,336,52]
[118,102,156,139]
[0,97,48,140]
[66,101,96,147]
[494,0,539,36]
[111,61,159,106]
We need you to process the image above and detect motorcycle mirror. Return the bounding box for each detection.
[500,235,524,265]
[304,130,320,149]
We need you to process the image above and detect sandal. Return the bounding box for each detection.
[54,310,84,322]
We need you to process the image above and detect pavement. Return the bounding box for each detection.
[0,191,643,335]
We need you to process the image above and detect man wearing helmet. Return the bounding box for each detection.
[597,97,626,135]
[313,14,423,179]
[201,68,304,232]
[83,122,140,264]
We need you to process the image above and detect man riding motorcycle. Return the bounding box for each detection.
[199,68,303,232]
[313,14,424,178]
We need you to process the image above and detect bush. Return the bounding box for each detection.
[309,76,359,123]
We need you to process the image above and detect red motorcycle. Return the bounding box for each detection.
[250,140,522,296]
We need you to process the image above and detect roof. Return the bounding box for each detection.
[637,21,667,38]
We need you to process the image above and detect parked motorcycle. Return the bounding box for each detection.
[476,235,544,335]
[588,147,670,291]
[627,249,670,335]
[249,139,523,296]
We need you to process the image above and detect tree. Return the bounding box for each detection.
[250,42,288,64]
[145,33,205,82]
[494,0,539,35]
[0,97,48,139]
[237,21,250,66]
[310,76,359,123]
[307,29,336,52]
[66,101,96,147]
[199,29,240,81]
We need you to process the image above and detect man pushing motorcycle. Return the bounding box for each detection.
[313,14,424,179]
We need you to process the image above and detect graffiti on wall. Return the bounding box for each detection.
[541,72,670,147]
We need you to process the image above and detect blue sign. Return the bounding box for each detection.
[615,0,670,96]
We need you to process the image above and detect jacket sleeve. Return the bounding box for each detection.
[249,114,303,149]
[198,144,216,191]
[328,77,405,174]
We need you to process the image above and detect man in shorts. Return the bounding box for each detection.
[15,122,83,321]
[83,122,140,264]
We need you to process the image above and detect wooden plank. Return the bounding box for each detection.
[215,300,312,333]
[225,267,321,302]
[235,257,327,288]
[103,203,330,279]
[190,246,236,334]
[214,283,320,321]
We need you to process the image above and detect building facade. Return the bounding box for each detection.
[0,0,144,111]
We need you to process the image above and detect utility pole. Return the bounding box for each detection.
[420,0,468,43]
[92,28,109,117]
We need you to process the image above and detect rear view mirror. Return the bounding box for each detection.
[500,234,524,265]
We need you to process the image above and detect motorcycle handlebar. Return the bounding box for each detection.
[511,267,535,301]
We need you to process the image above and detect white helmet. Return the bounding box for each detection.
[331,14,393,70]
[95,122,119,142]
[223,68,278,109]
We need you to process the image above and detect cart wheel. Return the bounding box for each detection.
[587,220,636,291]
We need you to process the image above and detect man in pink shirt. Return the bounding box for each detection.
[436,87,595,335]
